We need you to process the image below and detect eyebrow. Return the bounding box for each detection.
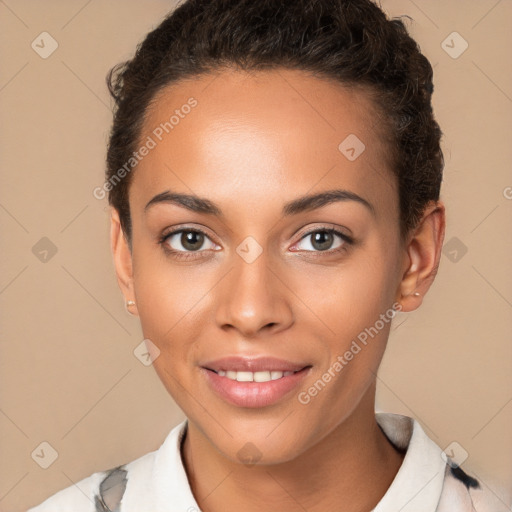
[144,188,375,217]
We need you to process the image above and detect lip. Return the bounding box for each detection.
[201,356,311,408]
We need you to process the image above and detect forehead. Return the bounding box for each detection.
[130,68,397,221]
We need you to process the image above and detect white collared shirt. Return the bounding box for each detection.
[27,412,510,511]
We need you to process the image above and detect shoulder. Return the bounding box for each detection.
[437,462,512,512]
[26,467,111,512]
[26,421,188,512]
[26,453,155,512]
[374,412,511,512]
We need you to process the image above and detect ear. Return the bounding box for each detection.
[397,200,446,312]
[110,207,138,316]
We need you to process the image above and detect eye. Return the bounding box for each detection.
[292,227,353,253]
[160,228,219,254]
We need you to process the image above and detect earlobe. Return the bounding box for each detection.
[397,201,446,312]
[110,207,138,316]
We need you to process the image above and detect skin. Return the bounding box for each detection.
[111,68,445,512]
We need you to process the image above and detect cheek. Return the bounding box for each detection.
[132,236,204,323]
[290,237,400,391]
[130,248,212,368]
[294,266,395,433]
[132,259,208,405]
[293,249,398,339]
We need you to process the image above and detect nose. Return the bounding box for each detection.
[214,247,294,338]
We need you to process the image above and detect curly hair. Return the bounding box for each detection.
[105,0,443,244]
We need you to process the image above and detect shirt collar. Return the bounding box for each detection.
[149,412,446,512]
[372,412,447,512]
[150,419,200,511]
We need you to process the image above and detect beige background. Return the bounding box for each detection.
[0,1,511,510]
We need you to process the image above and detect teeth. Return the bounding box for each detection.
[254,371,271,382]
[236,371,253,382]
[215,370,296,382]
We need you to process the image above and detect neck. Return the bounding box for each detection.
[181,383,405,512]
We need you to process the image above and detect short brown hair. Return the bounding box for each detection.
[106,0,443,243]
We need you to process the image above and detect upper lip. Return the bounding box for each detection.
[202,356,310,373]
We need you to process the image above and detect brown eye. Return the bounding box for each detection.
[180,231,205,251]
[310,231,335,251]
[293,228,353,253]
[163,229,218,253]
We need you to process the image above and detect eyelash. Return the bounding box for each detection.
[158,226,354,261]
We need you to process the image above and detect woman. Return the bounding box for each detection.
[27,0,508,510]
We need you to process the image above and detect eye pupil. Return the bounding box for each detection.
[312,231,333,251]
[181,231,204,251]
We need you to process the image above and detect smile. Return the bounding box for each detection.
[201,359,312,408]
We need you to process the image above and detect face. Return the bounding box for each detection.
[117,68,409,464]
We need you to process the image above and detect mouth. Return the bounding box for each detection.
[200,356,312,408]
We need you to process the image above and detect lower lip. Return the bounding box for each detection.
[202,367,311,408]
